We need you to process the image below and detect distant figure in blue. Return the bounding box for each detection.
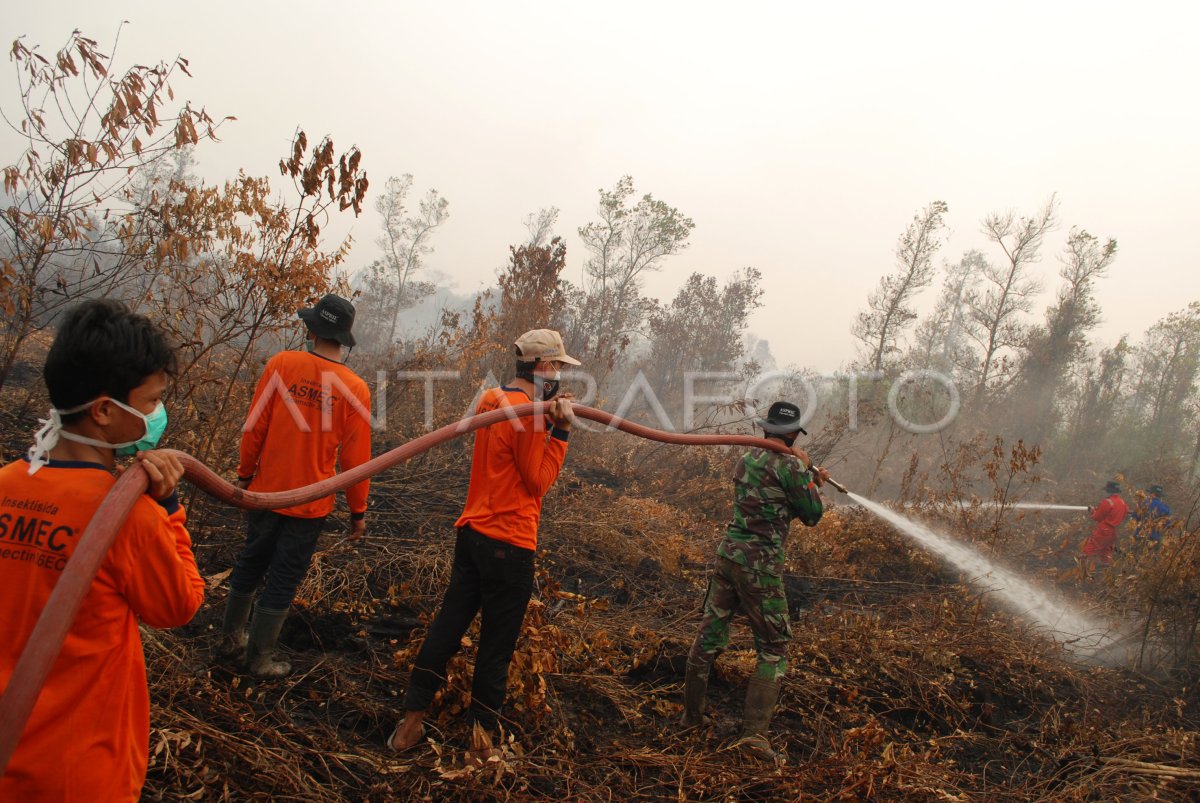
[1132,484,1171,545]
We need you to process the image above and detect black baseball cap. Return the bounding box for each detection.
[298,294,356,348]
[757,401,807,436]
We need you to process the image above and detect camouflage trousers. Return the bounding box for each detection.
[688,556,791,680]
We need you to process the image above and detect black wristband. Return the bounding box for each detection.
[550,426,570,442]
[237,475,254,482]
[350,511,366,522]
[156,491,181,516]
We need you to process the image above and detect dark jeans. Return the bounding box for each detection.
[404,526,535,731]
[228,509,325,610]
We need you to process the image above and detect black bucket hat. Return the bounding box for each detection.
[1104,480,1122,495]
[757,401,808,436]
[298,294,356,348]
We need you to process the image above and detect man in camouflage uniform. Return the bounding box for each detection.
[681,401,827,762]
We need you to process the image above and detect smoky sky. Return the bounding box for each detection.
[4,1,1198,372]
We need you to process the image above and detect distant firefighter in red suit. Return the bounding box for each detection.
[1082,480,1128,566]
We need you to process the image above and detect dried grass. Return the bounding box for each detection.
[139,463,1200,801]
[5,384,1199,801]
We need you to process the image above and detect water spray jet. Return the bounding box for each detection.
[844,492,1138,663]
[984,502,1088,512]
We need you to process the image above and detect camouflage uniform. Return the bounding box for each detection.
[688,448,823,680]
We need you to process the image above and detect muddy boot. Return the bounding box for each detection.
[679,659,711,729]
[244,605,291,678]
[732,676,784,764]
[218,591,254,657]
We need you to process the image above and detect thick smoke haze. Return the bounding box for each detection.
[4,1,1198,371]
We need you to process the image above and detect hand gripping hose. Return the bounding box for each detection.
[0,402,841,771]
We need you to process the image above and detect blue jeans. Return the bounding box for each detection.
[229,509,325,610]
[403,526,535,731]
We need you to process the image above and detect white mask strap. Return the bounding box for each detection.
[25,398,143,475]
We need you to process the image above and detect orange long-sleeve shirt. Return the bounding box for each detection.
[237,350,372,518]
[454,386,570,551]
[0,458,204,802]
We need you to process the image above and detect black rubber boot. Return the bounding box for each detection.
[733,676,784,763]
[679,659,711,729]
[244,605,292,678]
[219,591,254,657]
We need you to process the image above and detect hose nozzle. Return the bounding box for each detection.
[824,476,849,494]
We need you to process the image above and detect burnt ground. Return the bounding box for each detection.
[137,478,1200,801]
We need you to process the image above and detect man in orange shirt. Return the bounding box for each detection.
[222,294,372,677]
[0,299,205,801]
[389,329,579,755]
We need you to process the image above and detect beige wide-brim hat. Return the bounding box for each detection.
[514,329,581,366]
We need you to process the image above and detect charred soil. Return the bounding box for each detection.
[138,466,1200,801]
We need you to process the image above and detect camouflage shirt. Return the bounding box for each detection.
[716,447,824,573]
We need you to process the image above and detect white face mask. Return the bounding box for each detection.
[534,362,563,381]
[26,397,167,475]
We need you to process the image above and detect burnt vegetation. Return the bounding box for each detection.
[3,28,1200,801]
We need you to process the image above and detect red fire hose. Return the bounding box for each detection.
[0,402,829,772]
